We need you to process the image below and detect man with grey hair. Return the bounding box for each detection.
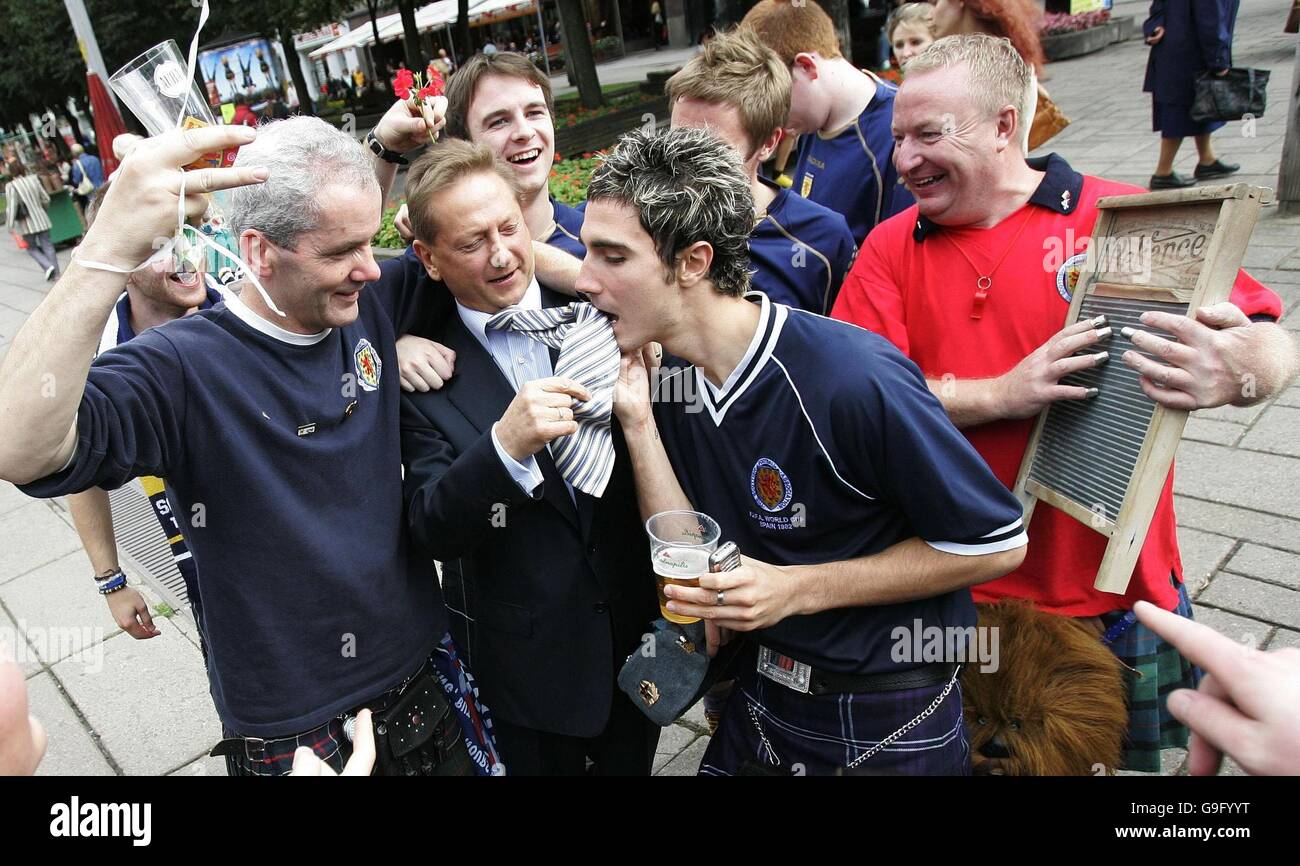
[590,127,1029,775]
[0,118,502,776]
[834,33,1296,772]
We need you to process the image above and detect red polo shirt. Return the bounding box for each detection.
[833,154,1282,615]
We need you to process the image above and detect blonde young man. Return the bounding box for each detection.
[667,27,856,315]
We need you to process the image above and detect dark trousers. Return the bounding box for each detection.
[493,690,659,776]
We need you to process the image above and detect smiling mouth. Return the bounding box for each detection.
[489,268,517,285]
[507,148,541,166]
[168,272,201,288]
[912,173,946,189]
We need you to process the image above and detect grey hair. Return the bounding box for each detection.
[904,34,1034,132]
[224,116,379,250]
[587,127,753,297]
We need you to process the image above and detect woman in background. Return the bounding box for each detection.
[888,2,937,67]
[1142,0,1240,189]
[928,0,1068,152]
[4,160,60,281]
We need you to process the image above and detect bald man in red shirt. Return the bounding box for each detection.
[833,35,1298,773]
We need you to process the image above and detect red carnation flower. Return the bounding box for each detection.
[392,68,415,99]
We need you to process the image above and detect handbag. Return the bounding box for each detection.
[1028,86,1070,151]
[618,617,749,727]
[73,158,95,197]
[1190,68,1270,123]
[8,182,30,224]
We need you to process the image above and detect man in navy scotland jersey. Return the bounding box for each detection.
[579,127,1028,776]
[0,119,500,776]
[667,27,857,315]
[743,0,913,244]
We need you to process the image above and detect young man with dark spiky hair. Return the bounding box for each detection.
[581,127,1028,776]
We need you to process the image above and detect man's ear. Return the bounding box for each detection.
[993,104,1018,153]
[793,53,819,79]
[239,229,276,279]
[676,240,715,289]
[412,239,441,281]
[754,127,784,164]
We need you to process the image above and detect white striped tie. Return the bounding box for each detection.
[486,302,620,498]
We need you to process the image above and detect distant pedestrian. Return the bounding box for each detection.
[69,143,104,215]
[231,93,259,127]
[651,0,666,48]
[4,159,60,281]
[1143,0,1241,189]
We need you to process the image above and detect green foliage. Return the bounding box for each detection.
[372,201,406,249]
[153,602,175,619]
[0,0,348,128]
[552,89,657,131]
[548,152,603,206]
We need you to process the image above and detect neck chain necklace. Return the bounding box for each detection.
[941,208,1036,320]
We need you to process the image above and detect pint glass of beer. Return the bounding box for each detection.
[646,510,720,625]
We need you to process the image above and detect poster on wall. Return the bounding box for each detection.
[1071,0,1113,11]
[198,38,283,104]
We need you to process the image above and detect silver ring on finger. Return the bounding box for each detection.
[555,407,564,422]
[715,590,725,606]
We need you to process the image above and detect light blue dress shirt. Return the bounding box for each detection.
[456,278,567,498]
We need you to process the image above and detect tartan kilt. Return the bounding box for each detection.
[698,661,970,777]
[1100,579,1203,773]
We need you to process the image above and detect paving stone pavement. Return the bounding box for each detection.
[1,0,1298,776]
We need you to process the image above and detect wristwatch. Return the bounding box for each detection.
[365,129,408,165]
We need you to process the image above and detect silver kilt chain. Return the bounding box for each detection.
[844,664,963,770]
[746,664,964,772]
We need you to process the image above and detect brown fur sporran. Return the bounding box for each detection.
[962,600,1128,775]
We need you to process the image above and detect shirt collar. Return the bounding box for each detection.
[456,277,542,353]
[912,153,1084,241]
[224,287,332,346]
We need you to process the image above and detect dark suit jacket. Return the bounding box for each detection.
[400,286,658,738]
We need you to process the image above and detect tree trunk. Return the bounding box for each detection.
[399,0,423,72]
[279,26,316,117]
[556,0,602,109]
[454,0,471,65]
[1278,39,1300,216]
[366,0,390,94]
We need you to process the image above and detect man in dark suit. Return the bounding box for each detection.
[398,138,660,775]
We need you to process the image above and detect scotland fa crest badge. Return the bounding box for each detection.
[354,338,382,391]
[1055,252,1087,303]
[750,458,793,513]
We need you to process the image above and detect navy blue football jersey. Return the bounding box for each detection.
[22,266,446,737]
[792,73,914,244]
[546,196,586,258]
[750,178,857,315]
[652,294,1026,675]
